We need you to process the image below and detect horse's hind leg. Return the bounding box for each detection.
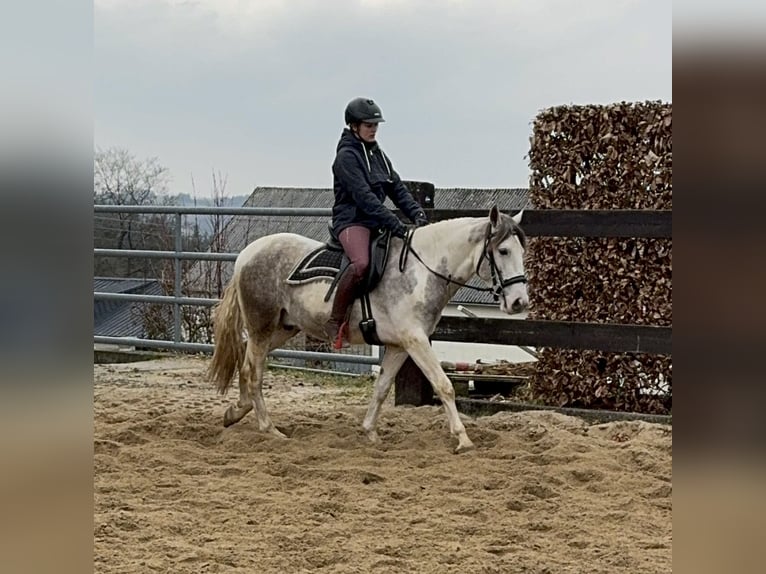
[223,367,253,427]
[246,327,298,438]
[403,335,475,454]
[242,337,285,438]
[362,345,408,443]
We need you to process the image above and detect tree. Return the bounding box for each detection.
[94,147,171,277]
[178,170,233,343]
[203,170,229,297]
[135,169,236,345]
[94,148,239,345]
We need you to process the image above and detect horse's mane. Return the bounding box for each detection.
[418,212,525,248]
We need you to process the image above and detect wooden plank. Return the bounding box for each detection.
[394,317,670,407]
[397,209,672,238]
[455,398,672,425]
[446,373,529,383]
[452,380,469,397]
[520,209,671,238]
[446,374,528,398]
[433,317,671,355]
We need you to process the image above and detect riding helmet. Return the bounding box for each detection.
[344,97,385,125]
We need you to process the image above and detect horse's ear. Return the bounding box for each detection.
[512,209,524,225]
[489,205,500,227]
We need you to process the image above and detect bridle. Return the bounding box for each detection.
[399,222,527,304]
[475,225,528,302]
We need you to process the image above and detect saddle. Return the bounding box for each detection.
[285,224,393,345]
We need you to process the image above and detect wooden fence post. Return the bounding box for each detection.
[402,180,435,210]
[395,181,435,406]
[395,352,434,406]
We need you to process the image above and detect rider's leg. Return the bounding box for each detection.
[324,225,369,344]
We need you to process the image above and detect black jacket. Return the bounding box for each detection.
[331,129,425,236]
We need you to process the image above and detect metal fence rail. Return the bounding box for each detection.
[94,249,237,261]
[94,204,379,367]
[94,205,333,216]
[93,336,379,365]
[94,204,673,369]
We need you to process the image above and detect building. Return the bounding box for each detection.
[94,277,174,340]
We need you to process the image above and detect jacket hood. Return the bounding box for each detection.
[336,128,378,153]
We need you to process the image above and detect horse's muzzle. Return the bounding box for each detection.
[510,297,528,314]
[501,289,528,315]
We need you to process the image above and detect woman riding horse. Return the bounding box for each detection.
[209,205,528,453]
[326,97,429,347]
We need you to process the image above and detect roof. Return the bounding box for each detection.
[434,187,531,211]
[94,277,161,294]
[189,186,531,305]
[94,277,172,338]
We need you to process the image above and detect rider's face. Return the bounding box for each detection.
[356,122,378,143]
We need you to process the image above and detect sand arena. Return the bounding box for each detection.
[94,356,671,573]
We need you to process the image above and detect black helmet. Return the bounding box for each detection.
[344,97,385,125]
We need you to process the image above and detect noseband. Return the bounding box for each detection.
[400,222,527,303]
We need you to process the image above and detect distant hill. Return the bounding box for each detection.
[169,193,250,208]
[168,193,250,236]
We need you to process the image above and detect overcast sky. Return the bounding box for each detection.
[94,0,672,197]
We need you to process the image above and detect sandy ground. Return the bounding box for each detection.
[94,356,672,573]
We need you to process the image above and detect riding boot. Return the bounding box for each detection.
[324,263,360,348]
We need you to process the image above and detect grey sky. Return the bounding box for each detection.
[95,0,671,197]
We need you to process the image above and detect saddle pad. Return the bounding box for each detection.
[286,246,344,284]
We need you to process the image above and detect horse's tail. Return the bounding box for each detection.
[208,273,246,395]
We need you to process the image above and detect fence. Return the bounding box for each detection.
[394,208,672,409]
[93,204,672,412]
[94,204,381,366]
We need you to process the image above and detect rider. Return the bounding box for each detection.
[324,97,429,346]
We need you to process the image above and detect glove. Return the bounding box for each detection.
[392,224,408,239]
[413,211,429,227]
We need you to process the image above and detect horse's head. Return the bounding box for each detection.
[476,205,529,315]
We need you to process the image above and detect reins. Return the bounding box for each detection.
[398,223,527,302]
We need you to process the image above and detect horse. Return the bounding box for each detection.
[208,205,529,453]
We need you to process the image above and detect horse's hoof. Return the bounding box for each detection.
[454,440,475,454]
[366,430,381,444]
[223,408,237,427]
[269,428,288,439]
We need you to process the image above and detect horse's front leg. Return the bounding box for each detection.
[402,335,475,454]
[362,345,408,443]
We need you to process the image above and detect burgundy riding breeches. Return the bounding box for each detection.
[338,225,370,282]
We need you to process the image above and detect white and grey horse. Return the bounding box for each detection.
[209,206,529,453]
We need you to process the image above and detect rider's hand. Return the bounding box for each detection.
[413,211,429,228]
[392,224,408,239]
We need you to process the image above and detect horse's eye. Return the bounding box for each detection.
[498,248,509,256]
